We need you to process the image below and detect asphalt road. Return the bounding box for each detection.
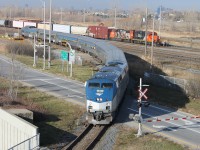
[0,54,85,106]
[1,54,200,149]
[117,96,200,149]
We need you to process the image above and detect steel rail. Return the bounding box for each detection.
[62,124,93,150]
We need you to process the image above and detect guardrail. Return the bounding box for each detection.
[8,134,40,150]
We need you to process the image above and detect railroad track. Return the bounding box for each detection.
[62,124,109,150]
[109,41,200,64]
[109,40,200,53]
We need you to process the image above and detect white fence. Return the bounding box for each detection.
[0,108,39,150]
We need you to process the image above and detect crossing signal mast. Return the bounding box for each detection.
[129,78,150,137]
[137,78,149,137]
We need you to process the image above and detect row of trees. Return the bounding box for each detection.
[1,6,200,33]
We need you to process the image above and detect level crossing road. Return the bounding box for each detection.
[1,54,200,148]
[117,95,200,149]
[0,54,86,106]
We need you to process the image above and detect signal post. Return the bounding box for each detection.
[129,78,149,137]
[137,78,149,137]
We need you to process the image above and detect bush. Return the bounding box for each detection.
[6,41,34,56]
[6,41,55,59]
[187,78,200,98]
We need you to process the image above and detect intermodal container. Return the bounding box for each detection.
[38,23,52,30]
[71,26,87,35]
[87,26,108,39]
[0,20,5,26]
[13,20,24,28]
[24,22,37,28]
[53,24,71,33]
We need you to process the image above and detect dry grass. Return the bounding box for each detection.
[0,77,85,147]
[114,126,187,150]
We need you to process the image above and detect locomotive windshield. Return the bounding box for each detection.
[102,83,113,88]
[88,83,100,88]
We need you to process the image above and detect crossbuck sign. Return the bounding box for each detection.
[138,88,148,100]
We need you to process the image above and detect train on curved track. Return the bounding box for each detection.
[20,24,129,125]
[0,19,161,45]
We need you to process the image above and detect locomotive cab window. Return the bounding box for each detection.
[88,83,100,88]
[102,83,113,88]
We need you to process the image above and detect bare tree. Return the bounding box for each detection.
[7,43,24,102]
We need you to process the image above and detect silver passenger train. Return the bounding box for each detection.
[21,26,129,125]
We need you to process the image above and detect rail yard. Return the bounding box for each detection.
[1,1,200,150]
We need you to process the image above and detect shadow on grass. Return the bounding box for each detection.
[34,113,77,147]
[115,52,190,124]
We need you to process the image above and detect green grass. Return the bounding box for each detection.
[0,77,85,146]
[11,54,94,82]
[114,127,187,150]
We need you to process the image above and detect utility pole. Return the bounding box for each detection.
[43,0,46,70]
[60,8,63,23]
[114,0,117,28]
[33,35,36,67]
[159,5,162,38]
[83,8,85,23]
[48,0,52,68]
[150,17,155,70]
[9,7,12,19]
[144,8,148,57]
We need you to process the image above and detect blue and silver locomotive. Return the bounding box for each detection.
[85,61,129,125]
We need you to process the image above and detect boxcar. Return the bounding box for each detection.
[87,26,108,39]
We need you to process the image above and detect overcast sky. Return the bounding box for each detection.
[0,0,199,11]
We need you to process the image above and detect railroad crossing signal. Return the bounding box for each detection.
[137,78,149,137]
[138,88,148,100]
[129,78,150,137]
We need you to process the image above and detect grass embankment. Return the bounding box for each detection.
[14,54,94,82]
[1,40,95,82]
[128,54,200,116]
[148,86,200,115]
[114,126,187,150]
[0,77,84,147]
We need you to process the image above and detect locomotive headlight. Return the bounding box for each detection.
[97,98,102,102]
[88,106,93,109]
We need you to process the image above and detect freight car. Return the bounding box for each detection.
[86,26,108,39]
[1,18,162,45]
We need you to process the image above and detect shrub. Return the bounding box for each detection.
[6,41,55,59]
[187,78,200,98]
